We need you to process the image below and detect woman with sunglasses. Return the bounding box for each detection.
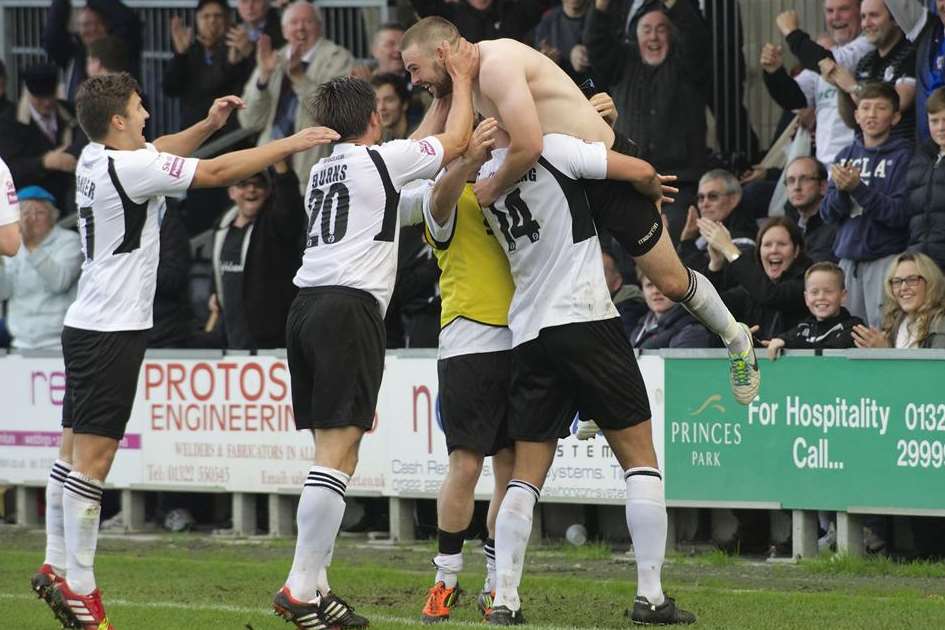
[852,252,945,348]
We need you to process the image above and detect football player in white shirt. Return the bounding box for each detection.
[33,72,339,630]
[271,42,477,630]
[468,124,695,625]
[400,17,760,409]
[0,157,21,255]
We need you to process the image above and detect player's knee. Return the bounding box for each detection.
[660,268,691,302]
[449,449,484,484]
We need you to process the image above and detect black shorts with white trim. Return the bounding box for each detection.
[286,286,385,431]
[61,326,149,441]
[508,318,651,442]
[437,349,513,456]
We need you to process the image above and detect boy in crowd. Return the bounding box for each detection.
[820,81,912,328]
[764,261,864,359]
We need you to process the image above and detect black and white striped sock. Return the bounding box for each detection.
[493,480,540,611]
[43,459,72,574]
[285,466,350,603]
[63,471,104,595]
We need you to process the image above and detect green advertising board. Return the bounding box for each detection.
[665,356,945,512]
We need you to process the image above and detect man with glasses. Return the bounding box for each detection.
[783,156,837,263]
[209,163,306,350]
[678,169,758,274]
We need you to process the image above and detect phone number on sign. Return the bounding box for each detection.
[904,403,945,432]
[896,439,945,468]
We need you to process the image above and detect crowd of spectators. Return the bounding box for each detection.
[1,0,944,356]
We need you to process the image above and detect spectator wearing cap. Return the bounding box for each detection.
[239,1,353,188]
[164,0,253,134]
[43,0,142,102]
[535,0,597,87]
[0,64,78,215]
[0,186,81,350]
[586,0,711,240]
[208,162,305,349]
[410,0,544,43]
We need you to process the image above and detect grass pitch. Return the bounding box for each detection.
[2,527,944,629]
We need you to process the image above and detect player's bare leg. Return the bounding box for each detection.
[603,423,695,625]
[276,427,369,629]
[489,440,556,625]
[634,228,759,405]
[423,448,483,623]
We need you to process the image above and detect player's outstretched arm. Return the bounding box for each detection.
[605,151,667,204]
[471,57,542,208]
[431,39,477,165]
[410,95,450,141]
[191,126,339,189]
[154,96,245,156]
[0,223,19,256]
[430,118,498,225]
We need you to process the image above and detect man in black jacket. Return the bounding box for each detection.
[783,156,837,263]
[0,64,78,215]
[43,0,142,102]
[209,162,305,349]
[585,0,711,239]
[410,0,543,43]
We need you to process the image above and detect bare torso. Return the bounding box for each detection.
[474,39,615,148]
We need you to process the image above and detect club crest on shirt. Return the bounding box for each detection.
[418,140,435,156]
[162,155,185,179]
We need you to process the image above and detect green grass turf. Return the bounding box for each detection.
[2,527,944,629]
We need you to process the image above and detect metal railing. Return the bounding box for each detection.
[0,0,387,137]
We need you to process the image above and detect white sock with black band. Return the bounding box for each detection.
[62,471,104,595]
[624,467,666,605]
[286,466,350,602]
[678,268,747,352]
[493,480,540,612]
[44,459,72,576]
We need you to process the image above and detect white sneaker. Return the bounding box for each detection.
[575,419,600,440]
[728,323,760,405]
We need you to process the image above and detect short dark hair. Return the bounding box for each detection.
[370,73,409,104]
[755,216,805,263]
[805,261,845,289]
[402,16,459,52]
[786,155,827,182]
[858,80,900,112]
[928,86,945,116]
[307,77,376,142]
[76,72,141,142]
[87,36,130,73]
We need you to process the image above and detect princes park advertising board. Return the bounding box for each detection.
[664,356,945,513]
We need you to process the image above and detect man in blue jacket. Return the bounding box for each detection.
[820,80,912,327]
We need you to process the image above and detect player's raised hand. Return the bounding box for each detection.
[170,16,194,55]
[589,92,618,127]
[442,38,479,83]
[776,10,799,37]
[206,95,245,130]
[759,43,782,73]
[657,174,678,205]
[465,117,498,167]
[472,176,501,208]
[289,126,341,152]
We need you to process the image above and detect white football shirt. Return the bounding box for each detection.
[478,133,617,346]
[0,158,19,226]
[64,142,198,331]
[294,137,444,316]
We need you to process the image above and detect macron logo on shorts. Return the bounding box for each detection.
[418,140,435,156]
